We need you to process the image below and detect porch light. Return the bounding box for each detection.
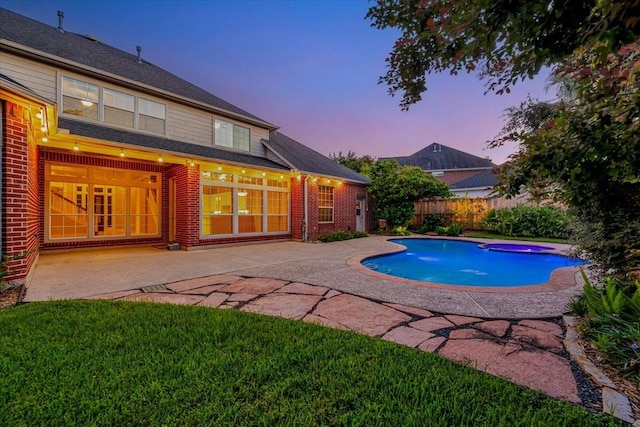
[187,159,195,167]
[73,143,79,151]
[241,168,246,174]
[261,172,266,177]
[120,149,125,157]
[158,155,163,163]
[41,126,47,132]
[280,175,284,179]
[217,165,222,171]
[42,137,48,143]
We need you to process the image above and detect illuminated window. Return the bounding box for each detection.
[45,163,160,241]
[267,191,288,232]
[238,189,262,233]
[62,77,99,120]
[202,185,233,235]
[318,185,334,223]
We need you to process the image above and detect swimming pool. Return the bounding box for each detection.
[362,238,587,287]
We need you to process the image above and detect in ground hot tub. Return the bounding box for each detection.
[478,243,555,253]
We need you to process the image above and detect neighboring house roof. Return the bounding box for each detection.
[0,7,272,127]
[449,169,498,190]
[264,132,370,184]
[58,118,289,171]
[384,143,497,171]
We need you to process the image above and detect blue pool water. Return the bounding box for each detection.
[362,239,587,287]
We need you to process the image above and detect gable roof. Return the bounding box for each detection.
[264,132,369,184]
[57,118,288,171]
[0,7,273,128]
[449,169,498,190]
[385,143,497,171]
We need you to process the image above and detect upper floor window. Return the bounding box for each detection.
[139,98,166,134]
[62,77,99,120]
[214,119,250,151]
[104,88,134,128]
[60,76,165,135]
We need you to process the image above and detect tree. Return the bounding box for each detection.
[329,151,376,173]
[492,42,640,278]
[364,159,451,228]
[366,0,639,109]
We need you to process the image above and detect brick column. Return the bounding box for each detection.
[168,164,200,248]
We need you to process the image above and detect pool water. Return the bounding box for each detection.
[362,239,587,287]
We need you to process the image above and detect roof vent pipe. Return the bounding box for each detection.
[136,46,142,64]
[57,10,64,33]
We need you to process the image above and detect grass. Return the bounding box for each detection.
[466,232,570,244]
[0,301,622,426]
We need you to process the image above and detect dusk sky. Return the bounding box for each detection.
[2,0,554,164]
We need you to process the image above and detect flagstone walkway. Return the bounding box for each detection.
[87,274,584,405]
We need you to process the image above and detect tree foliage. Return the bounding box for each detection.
[495,41,640,277]
[367,0,640,109]
[364,159,451,228]
[330,150,376,173]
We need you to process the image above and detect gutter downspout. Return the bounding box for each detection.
[303,175,309,241]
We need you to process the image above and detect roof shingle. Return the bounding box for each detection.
[384,143,497,171]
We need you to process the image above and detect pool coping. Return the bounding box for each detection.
[346,236,584,294]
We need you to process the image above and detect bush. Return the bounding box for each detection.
[567,270,640,382]
[419,213,448,233]
[481,205,571,239]
[317,230,368,242]
[436,224,464,236]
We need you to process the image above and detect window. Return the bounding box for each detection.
[45,163,161,241]
[104,88,134,127]
[202,185,233,235]
[318,186,334,223]
[61,76,166,134]
[139,98,166,134]
[62,77,99,120]
[267,191,288,232]
[201,171,289,236]
[214,119,250,151]
[238,189,263,233]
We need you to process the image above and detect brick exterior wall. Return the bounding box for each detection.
[2,101,39,283]
[290,176,370,240]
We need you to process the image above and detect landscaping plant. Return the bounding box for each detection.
[482,206,571,239]
[419,213,447,233]
[317,230,368,243]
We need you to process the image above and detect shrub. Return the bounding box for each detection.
[419,213,448,233]
[436,224,464,236]
[391,226,411,236]
[567,269,640,381]
[317,230,368,243]
[481,205,571,239]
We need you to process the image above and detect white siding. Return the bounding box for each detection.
[250,126,269,157]
[166,103,212,146]
[0,53,57,100]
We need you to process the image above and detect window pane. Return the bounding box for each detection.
[49,182,88,239]
[202,185,233,235]
[130,187,160,236]
[104,88,134,111]
[238,175,263,185]
[62,77,99,119]
[138,98,166,118]
[318,186,334,223]
[238,188,262,233]
[267,189,288,232]
[49,165,88,178]
[214,119,233,148]
[139,114,165,134]
[93,186,126,237]
[233,125,250,151]
[267,216,288,232]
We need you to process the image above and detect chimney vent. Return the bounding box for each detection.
[136,46,143,64]
[57,10,64,33]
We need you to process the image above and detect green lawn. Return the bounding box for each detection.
[0,301,621,426]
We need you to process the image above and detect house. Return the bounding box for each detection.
[385,143,497,186]
[0,8,371,284]
[448,169,498,198]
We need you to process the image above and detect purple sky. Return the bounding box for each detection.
[3,0,554,164]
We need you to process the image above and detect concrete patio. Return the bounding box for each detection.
[26,235,583,318]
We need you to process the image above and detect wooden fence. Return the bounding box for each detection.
[411,195,531,230]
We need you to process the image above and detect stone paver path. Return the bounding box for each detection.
[87,275,581,404]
